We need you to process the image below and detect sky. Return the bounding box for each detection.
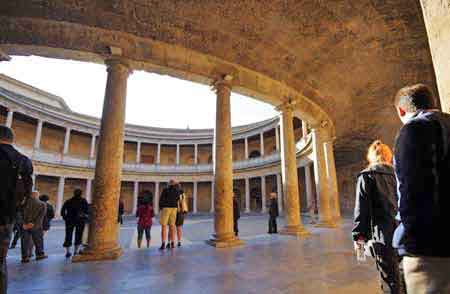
[0,56,277,129]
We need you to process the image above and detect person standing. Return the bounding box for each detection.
[136,192,154,249]
[175,187,188,247]
[21,191,47,263]
[233,193,240,237]
[158,179,181,250]
[268,192,279,234]
[0,125,33,294]
[118,199,124,225]
[393,84,450,293]
[61,188,89,258]
[39,194,55,234]
[352,140,404,294]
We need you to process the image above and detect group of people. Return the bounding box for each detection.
[352,84,450,294]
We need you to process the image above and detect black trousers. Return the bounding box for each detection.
[137,226,151,241]
[63,223,85,247]
[21,229,44,258]
[233,219,239,236]
[268,216,278,233]
[0,225,12,294]
[374,244,406,294]
[9,227,21,248]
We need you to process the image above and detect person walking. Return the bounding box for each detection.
[352,140,404,294]
[61,188,89,258]
[118,199,124,225]
[175,187,188,247]
[393,84,450,293]
[21,191,47,263]
[233,193,240,237]
[136,192,154,248]
[39,194,55,234]
[268,192,278,234]
[158,179,181,250]
[0,125,33,294]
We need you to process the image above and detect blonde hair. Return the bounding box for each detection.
[367,140,393,166]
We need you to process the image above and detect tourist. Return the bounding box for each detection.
[268,192,278,234]
[352,140,404,294]
[61,188,89,258]
[393,84,450,293]
[136,191,154,248]
[158,179,181,250]
[176,186,188,247]
[233,192,240,236]
[0,125,33,294]
[118,199,124,225]
[21,190,48,262]
[39,194,55,234]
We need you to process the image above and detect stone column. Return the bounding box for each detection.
[207,75,243,247]
[324,139,341,223]
[278,103,310,236]
[132,181,139,215]
[194,144,198,165]
[260,132,265,156]
[305,163,316,223]
[34,120,43,149]
[154,182,160,214]
[302,121,309,138]
[311,127,336,228]
[31,174,36,191]
[156,144,161,164]
[245,177,250,213]
[63,128,71,155]
[261,176,267,213]
[244,137,249,159]
[89,134,96,159]
[73,58,131,262]
[210,181,215,213]
[193,181,198,214]
[5,110,13,127]
[176,144,180,165]
[86,179,93,203]
[136,141,141,164]
[276,173,283,214]
[275,126,280,151]
[56,176,65,218]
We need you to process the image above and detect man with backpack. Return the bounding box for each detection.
[0,125,33,294]
[393,84,450,293]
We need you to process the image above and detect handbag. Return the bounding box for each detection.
[178,193,189,214]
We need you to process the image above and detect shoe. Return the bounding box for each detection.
[36,255,48,261]
[170,242,175,249]
[65,252,72,258]
[177,242,181,247]
[166,243,171,250]
[159,244,166,251]
[21,258,30,263]
[9,245,15,249]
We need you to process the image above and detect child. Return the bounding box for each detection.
[136,191,154,248]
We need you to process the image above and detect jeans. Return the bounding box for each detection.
[137,225,151,241]
[0,225,12,294]
[268,216,277,233]
[63,223,85,247]
[373,244,405,294]
[403,256,450,294]
[21,229,44,258]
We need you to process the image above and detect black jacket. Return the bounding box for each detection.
[233,198,240,220]
[0,144,33,226]
[61,196,89,226]
[393,110,450,257]
[159,185,181,209]
[352,164,398,244]
[268,198,279,218]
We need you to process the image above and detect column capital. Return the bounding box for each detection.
[105,58,132,75]
[211,74,233,92]
[275,100,296,113]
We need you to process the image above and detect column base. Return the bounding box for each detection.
[280,225,311,237]
[206,234,245,248]
[314,219,337,228]
[72,246,123,263]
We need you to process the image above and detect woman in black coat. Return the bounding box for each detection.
[352,140,405,294]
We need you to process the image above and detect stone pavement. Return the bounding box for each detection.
[7,215,379,293]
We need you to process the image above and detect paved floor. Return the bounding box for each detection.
[7,215,379,294]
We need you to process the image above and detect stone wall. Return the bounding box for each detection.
[141,143,157,164]
[160,145,176,165]
[41,123,64,153]
[120,181,134,214]
[180,145,194,165]
[64,178,87,202]
[123,141,137,163]
[197,182,212,212]
[197,145,212,164]
[11,112,36,148]
[69,130,91,158]
[35,175,58,207]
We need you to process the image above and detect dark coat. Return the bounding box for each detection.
[352,164,398,244]
[268,198,279,218]
[42,202,55,231]
[393,110,450,257]
[233,198,240,220]
[61,196,89,226]
[159,185,181,209]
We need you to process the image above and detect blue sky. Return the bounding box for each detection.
[0,56,277,129]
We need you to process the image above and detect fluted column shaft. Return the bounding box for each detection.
[5,110,13,127]
[261,176,267,213]
[324,139,341,222]
[245,177,250,213]
[34,120,43,149]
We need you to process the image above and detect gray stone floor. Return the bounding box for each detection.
[7,215,379,293]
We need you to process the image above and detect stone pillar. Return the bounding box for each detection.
[86,179,93,203]
[89,134,96,159]
[278,103,310,236]
[136,141,141,164]
[156,144,161,164]
[154,182,160,214]
[56,176,65,218]
[63,128,71,155]
[132,181,139,215]
[302,121,309,138]
[73,58,131,262]
[194,144,198,165]
[34,120,43,149]
[31,174,36,191]
[261,176,267,213]
[5,110,13,127]
[207,75,243,248]
[276,173,283,214]
[210,181,215,213]
[305,163,316,223]
[193,181,198,214]
[275,126,280,151]
[324,139,341,223]
[245,177,250,213]
[260,132,265,156]
[244,137,249,159]
[311,127,336,228]
[176,144,180,165]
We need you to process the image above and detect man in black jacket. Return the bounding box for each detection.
[268,192,279,234]
[393,84,450,293]
[0,126,33,294]
[158,179,181,250]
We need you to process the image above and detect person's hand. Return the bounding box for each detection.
[353,236,365,251]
